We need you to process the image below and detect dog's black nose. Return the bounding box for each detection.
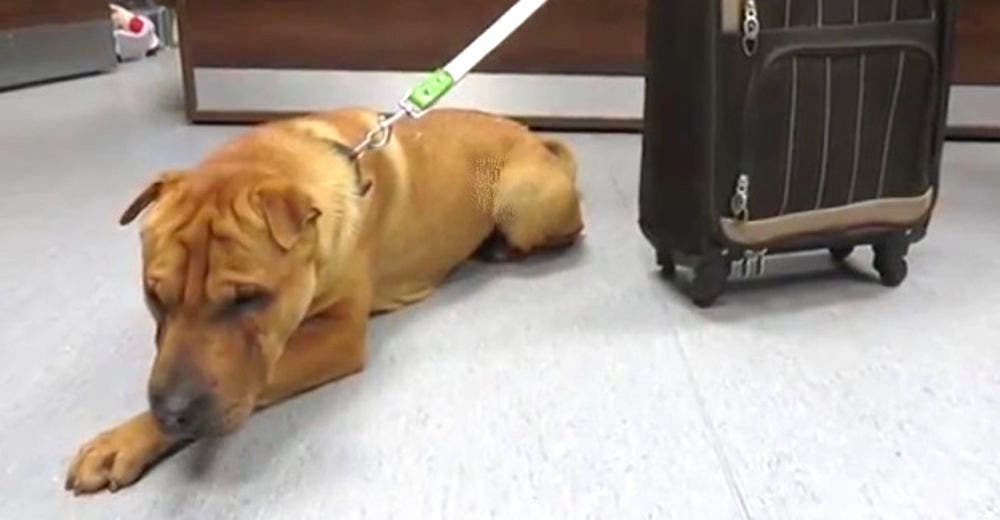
[149,385,213,437]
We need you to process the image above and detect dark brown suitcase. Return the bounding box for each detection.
[639,0,958,307]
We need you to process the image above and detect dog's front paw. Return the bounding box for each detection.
[65,412,173,494]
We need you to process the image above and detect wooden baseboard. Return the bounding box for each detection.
[188,107,995,140]
[945,126,1000,141]
[184,67,999,140]
[189,108,642,133]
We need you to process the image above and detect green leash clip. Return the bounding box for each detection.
[406,69,455,112]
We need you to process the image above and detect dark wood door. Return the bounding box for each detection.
[0,0,107,30]
[181,0,645,75]
[180,0,998,82]
[953,0,1000,85]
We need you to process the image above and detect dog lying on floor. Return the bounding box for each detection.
[65,109,584,493]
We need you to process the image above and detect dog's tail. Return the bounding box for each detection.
[541,138,578,182]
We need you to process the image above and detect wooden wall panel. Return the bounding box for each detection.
[181,0,645,75]
[180,0,1000,83]
[953,0,1000,85]
[0,0,107,31]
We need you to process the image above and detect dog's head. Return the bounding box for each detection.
[120,169,331,437]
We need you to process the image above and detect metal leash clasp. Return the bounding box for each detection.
[351,107,414,158]
[350,110,402,158]
[349,97,430,159]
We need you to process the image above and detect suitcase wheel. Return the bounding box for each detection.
[829,246,855,262]
[656,249,676,278]
[873,234,910,287]
[690,252,728,308]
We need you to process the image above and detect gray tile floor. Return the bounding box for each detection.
[1,53,999,520]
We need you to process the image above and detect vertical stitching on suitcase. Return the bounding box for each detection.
[877,51,907,197]
[816,58,832,208]
[780,59,799,215]
[785,0,792,27]
[879,1,903,197]
[853,0,859,24]
[849,53,865,203]
[817,0,823,26]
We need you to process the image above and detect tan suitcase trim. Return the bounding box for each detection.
[720,188,934,245]
[721,0,742,34]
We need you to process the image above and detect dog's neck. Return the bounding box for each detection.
[305,170,371,317]
[327,141,373,198]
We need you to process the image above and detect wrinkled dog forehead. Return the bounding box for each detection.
[140,195,280,303]
[148,211,280,268]
[124,167,324,305]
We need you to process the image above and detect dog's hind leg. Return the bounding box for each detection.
[489,139,584,258]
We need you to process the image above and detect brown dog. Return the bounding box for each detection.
[64,108,584,493]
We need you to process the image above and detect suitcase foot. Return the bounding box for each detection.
[690,252,728,308]
[830,246,855,262]
[873,235,910,287]
[656,249,676,278]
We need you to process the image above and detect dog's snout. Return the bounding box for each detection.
[149,382,214,437]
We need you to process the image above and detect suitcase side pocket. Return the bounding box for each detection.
[718,20,940,249]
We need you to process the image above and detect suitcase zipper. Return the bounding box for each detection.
[728,174,768,278]
[733,5,763,273]
[741,0,760,56]
[730,173,751,222]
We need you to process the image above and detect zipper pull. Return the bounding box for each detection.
[742,0,760,57]
[730,173,750,222]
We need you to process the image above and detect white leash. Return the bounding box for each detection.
[443,0,548,85]
[351,0,549,157]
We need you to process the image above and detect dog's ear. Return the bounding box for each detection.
[257,184,322,251]
[119,172,182,226]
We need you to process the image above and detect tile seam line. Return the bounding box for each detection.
[673,328,752,520]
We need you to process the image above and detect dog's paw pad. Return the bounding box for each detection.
[66,426,156,494]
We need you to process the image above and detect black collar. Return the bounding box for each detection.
[329,141,372,197]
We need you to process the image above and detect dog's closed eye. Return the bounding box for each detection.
[220,287,272,319]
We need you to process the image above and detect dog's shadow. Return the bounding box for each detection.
[159,386,362,502]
